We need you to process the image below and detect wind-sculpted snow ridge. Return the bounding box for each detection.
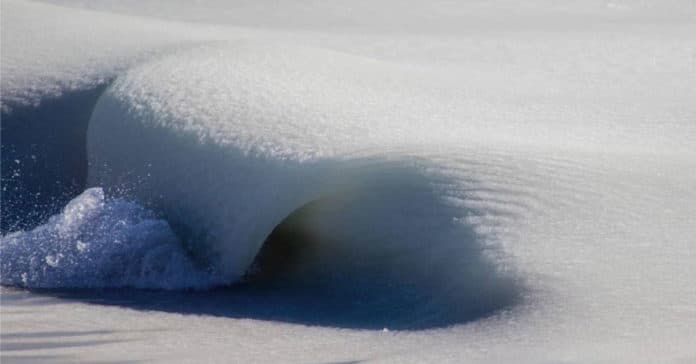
[2,0,696,360]
[86,45,536,279]
[1,43,534,327]
[76,44,533,326]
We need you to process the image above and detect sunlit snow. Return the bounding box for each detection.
[1,0,695,363]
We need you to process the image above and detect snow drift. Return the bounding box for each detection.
[2,0,696,361]
[86,44,520,281]
[81,44,525,326]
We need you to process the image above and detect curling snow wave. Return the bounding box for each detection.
[2,0,696,359]
[1,43,533,326]
[86,44,526,284]
[84,45,529,321]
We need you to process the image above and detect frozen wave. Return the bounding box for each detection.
[2,45,528,323]
[86,44,525,286]
[2,0,696,361]
[0,43,530,327]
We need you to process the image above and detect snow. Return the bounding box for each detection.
[2,0,696,363]
[1,188,220,289]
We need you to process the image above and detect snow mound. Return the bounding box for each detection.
[86,44,519,280]
[2,0,696,360]
[0,188,221,289]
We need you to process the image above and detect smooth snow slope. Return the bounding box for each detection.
[2,0,696,363]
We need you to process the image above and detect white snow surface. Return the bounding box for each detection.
[0,188,222,289]
[2,0,696,363]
